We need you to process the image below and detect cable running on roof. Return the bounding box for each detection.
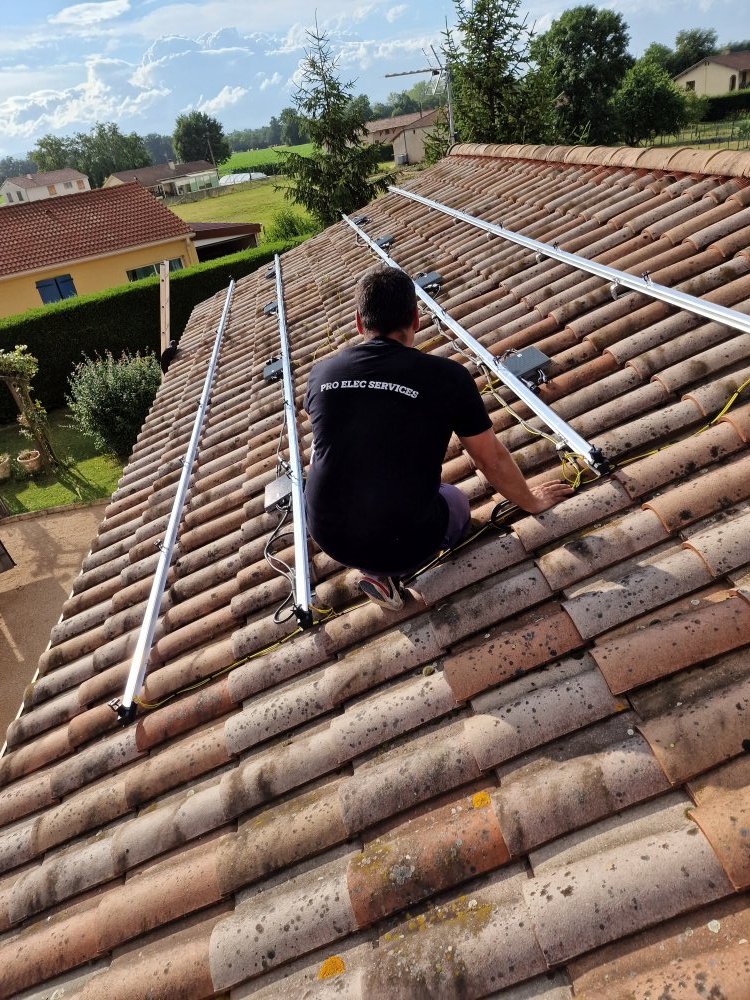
[342,214,610,475]
[111,279,236,724]
[388,186,750,338]
[263,254,314,628]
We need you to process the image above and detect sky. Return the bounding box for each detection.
[0,0,742,159]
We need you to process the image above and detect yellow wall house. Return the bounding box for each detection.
[0,182,198,320]
[673,51,750,96]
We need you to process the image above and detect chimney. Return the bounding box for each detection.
[26,173,33,179]
[168,161,175,170]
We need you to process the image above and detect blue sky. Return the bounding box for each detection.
[0,0,741,159]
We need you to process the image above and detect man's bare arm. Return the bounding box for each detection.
[459,428,573,514]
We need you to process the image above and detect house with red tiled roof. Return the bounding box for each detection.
[0,142,749,997]
[0,168,90,206]
[366,109,440,163]
[674,50,750,95]
[0,183,198,318]
[102,159,219,199]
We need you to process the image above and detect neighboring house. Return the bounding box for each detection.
[3,143,750,999]
[365,109,440,162]
[0,168,90,205]
[103,160,219,198]
[0,183,198,318]
[391,108,440,165]
[190,221,261,261]
[674,51,750,95]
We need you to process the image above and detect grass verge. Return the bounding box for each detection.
[0,409,121,515]
[221,144,315,174]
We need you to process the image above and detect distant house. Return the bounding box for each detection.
[1,169,90,206]
[673,51,750,96]
[365,110,440,165]
[103,160,219,198]
[0,183,198,319]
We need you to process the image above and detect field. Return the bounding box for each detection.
[220,144,316,175]
[0,410,122,515]
[171,178,312,232]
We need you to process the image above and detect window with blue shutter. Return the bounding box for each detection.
[36,274,77,304]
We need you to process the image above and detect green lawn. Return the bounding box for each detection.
[0,409,122,515]
[220,144,315,175]
[172,179,312,233]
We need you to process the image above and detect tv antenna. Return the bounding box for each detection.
[385,44,456,145]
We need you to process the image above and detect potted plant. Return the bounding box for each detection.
[0,453,10,482]
[17,448,42,474]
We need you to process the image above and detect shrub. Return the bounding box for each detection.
[704,90,750,122]
[0,237,306,423]
[264,208,317,242]
[66,351,161,458]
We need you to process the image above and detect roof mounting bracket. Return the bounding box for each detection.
[351,214,369,225]
[502,347,552,390]
[264,300,278,316]
[263,357,284,383]
[415,270,443,294]
[375,235,395,250]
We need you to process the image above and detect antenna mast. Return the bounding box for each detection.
[384,45,456,145]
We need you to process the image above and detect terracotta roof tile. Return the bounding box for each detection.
[636,648,750,783]
[592,590,750,693]
[494,714,669,856]
[0,183,192,278]
[569,893,750,999]
[525,796,733,964]
[4,143,750,999]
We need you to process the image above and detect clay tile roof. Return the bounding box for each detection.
[1,142,750,999]
[700,50,750,72]
[0,183,193,278]
[2,168,88,189]
[366,110,438,135]
[106,159,216,186]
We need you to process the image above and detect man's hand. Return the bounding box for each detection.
[460,428,575,514]
[523,480,575,514]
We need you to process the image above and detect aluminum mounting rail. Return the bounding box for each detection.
[389,185,750,338]
[113,279,236,723]
[273,253,314,628]
[342,215,610,474]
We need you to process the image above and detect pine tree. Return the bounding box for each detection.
[280,22,389,228]
[444,0,534,145]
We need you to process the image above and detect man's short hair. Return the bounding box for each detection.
[355,265,417,336]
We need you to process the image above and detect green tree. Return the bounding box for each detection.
[670,28,718,75]
[280,22,390,228]
[31,123,149,187]
[641,42,673,72]
[408,80,442,112]
[143,133,176,163]
[611,60,687,145]
[531,5,633,144]
[30,134,76,172]
[75,123,150,187]
[0,155,37,185]
[444,0,534,144]
[371,101,392,119]
[388,90,420,115]
[279,107,303,145]
[172,111,231,165]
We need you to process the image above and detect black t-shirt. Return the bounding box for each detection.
[304,337,491,572]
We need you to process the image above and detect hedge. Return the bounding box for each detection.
[704,90,750,122]
[0,237,306,423]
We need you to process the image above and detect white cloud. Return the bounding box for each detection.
[196,84,248,113]
[386,5,408,22]
[259,72,283,91]
[50,0,130,28]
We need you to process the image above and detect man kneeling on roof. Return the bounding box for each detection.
[303,265,573,610]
